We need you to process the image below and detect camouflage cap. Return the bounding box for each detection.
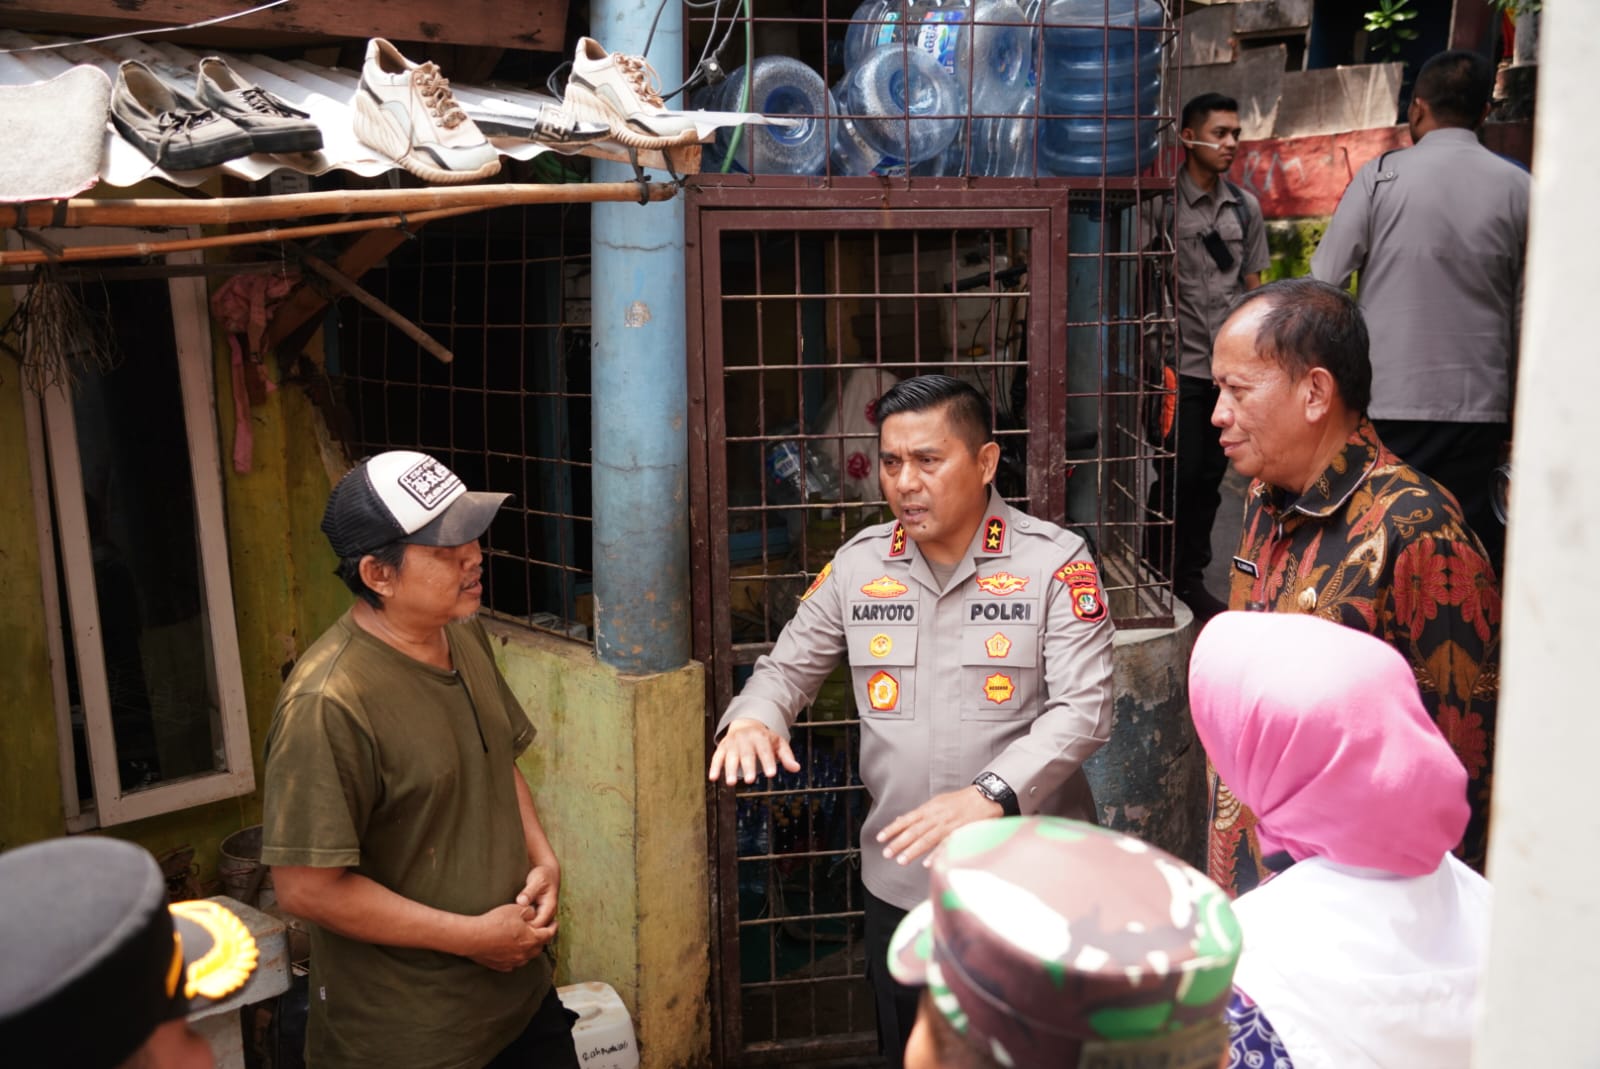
[889,817,1242,1069]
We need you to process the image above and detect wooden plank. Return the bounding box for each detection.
[1233,0,1312,35]
[0,0,567,53]
[262,225,411,352]
[1273,63,1403,139]
[1181,5,1236,67]
[1179,44,1286,140]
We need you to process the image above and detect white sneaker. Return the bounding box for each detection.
[564,37,704,149]
[353,38,500,183]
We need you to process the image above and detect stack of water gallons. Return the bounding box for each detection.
[695,0,1163,178]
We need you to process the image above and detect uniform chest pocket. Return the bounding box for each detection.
[847,625,917,719]
[959,617,1040,721]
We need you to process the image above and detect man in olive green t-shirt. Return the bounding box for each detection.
[261,451,577,1069]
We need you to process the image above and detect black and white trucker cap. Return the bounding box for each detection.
[320,451,509,558]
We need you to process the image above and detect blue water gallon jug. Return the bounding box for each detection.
[708,57,830,175]
[1037,0,1164,176]
[830,47,964,174]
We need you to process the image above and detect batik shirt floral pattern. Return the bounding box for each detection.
[1210,420,1499,892]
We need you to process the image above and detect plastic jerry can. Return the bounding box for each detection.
[559,982,640,1069]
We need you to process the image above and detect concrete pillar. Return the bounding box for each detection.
[1083,605,1205,868]
[487,620,710,1069]
[1473,4,1598,1063]
[589,0,690,673]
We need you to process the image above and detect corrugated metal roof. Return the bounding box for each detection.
[0,30,717,196]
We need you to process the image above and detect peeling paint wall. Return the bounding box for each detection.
[486,620,711,1069]
[0,316,347,877]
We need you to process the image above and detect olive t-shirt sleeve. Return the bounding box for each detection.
[259,693,379,869]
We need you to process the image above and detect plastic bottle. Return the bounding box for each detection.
[766,440,841,502]
[844,0,904,71]
[708,57,830,175]
[1037,0,1164,177]
[830,46,964,175]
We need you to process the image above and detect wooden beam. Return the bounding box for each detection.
[0,0,567,52]
[262,225,412,352]
[296,249,454,364]
[0,181,681,229]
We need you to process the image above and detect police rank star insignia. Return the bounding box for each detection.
[983,515,1006,552]
[800,561,832,602]
[889,523,907,557]
[1054,560,1107,622]
[974,571,1029,596]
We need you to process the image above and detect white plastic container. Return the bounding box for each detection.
[558,982,640,1069]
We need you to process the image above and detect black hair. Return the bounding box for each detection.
[1182,92,1240,133]
[874,374,993,454]
[1413,50,1494,129]
[335,540,407,609]
[1225,278,1372,415]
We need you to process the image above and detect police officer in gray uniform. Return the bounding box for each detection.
[1312,49,1528,575]
[708,375,1116,1068]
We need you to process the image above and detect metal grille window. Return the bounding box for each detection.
[334,206,595,638]
[689,182,1174,1063]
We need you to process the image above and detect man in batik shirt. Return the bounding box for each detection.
[1207,278,1498,890]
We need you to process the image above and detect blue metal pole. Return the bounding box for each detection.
[589,0,690,673]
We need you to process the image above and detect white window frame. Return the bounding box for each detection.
[18,229,254,827]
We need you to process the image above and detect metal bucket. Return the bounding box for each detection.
[218,824,274,908]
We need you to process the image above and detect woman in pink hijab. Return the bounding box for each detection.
[1189,612,1491,1069]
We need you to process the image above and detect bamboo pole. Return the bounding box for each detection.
[0,206,484,266]
[0,180,679,230]
[296,249,455,365]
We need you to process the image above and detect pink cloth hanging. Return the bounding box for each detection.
[210,272,294,473]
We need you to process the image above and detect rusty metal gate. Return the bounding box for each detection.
[687,182,1174,1065]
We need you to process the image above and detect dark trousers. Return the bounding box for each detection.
[864,890,920,1069]
[1371,419,1508,577]
[483,985,581,1069]
[1148,376,1229,592]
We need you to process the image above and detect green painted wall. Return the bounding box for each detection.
[0,304,346,877]
[488,620,711,1069]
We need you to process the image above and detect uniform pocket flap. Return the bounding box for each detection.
[959,626,1039,668]
[847,626,918,666]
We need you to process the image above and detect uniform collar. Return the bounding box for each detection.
[1178,165,1235,207]
[884,486,1014,594]
[1253,419,1383,521]
[1416,126,1481,149]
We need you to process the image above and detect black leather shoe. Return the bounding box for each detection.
[1175,583,1228,623]
[110,61,253,170]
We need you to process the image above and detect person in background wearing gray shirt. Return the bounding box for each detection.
[1312,50,1528,575]
[1146,93,1268,622]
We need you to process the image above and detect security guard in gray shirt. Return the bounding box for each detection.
[708,374,1116,1069]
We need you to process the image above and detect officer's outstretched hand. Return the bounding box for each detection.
[708,718,801,786]
[878,787,1004,867]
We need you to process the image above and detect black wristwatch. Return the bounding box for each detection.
[972,771,1021,817]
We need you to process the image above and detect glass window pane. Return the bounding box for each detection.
[69,274,221,793]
